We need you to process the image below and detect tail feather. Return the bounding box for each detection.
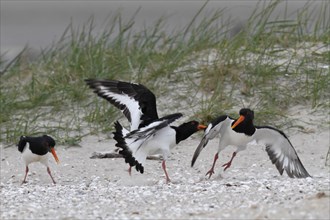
[113,121,144,173]
[18,136,27,153]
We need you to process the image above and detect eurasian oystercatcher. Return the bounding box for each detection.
[18,135,59,184]
[85,79,206,183]
[191,108,311,179]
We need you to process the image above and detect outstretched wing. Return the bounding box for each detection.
[191,115,229,167]
[85,79,159,131]
[127,113,182,149]
[113,113,182,173]
[254,126,311,178]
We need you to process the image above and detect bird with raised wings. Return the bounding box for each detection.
[85,79,206,183]
[191,108,311,179]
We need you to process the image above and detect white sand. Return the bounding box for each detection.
[1,107,329,219]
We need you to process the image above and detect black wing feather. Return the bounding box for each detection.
[127,113,183,142]
[113,121,144,173]
[85,79,159,127]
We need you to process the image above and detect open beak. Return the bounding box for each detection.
[51,148,60,164]
[198,124,207,130]
[231,115,245,129]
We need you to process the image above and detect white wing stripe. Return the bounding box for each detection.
[100,86,142,130]
[283,157,289,168]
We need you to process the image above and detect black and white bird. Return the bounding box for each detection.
[85,79,206,183]
[191,108,311,179]
[18,135,59,184]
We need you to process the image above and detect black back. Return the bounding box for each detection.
[210,115,228,128]
[18,135,56,156]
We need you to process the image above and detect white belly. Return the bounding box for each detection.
[22,144,49,167]
[130,126,177,166]
[219,125,254,150]
[143,127,176,155]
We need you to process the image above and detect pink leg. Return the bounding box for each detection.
[205,153,219,179]
[162,160,171,184]
[47,167,56,184]
[22,166,29,184]
[128,166,132,176]
[222,152,237,171]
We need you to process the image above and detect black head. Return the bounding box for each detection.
[42,135,59,164]
[238,108,254,121]
[43,135,56,148]
[231,108,255,136]
[173,121,207,144]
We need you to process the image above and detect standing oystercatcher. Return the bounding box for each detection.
[85,79,206,183]
[18,135,59,184]
[191,108,311,179]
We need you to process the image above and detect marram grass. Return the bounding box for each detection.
[0,0,329,144]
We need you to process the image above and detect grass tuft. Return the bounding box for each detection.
[0,1,329,144]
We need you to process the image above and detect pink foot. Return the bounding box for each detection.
[222,152,237,171]
[162,161,171,184]
[205,153,219,179]
[222,161,232,171]
[205,169,215,179]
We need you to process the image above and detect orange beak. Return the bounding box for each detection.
[51,148,60,164]
[198,124,207,130]
[231,115,245,129]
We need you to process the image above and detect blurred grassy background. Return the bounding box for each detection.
[0,1,329,145]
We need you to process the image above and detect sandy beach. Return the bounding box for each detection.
[1,1,329,219]
[1,106,329,219]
